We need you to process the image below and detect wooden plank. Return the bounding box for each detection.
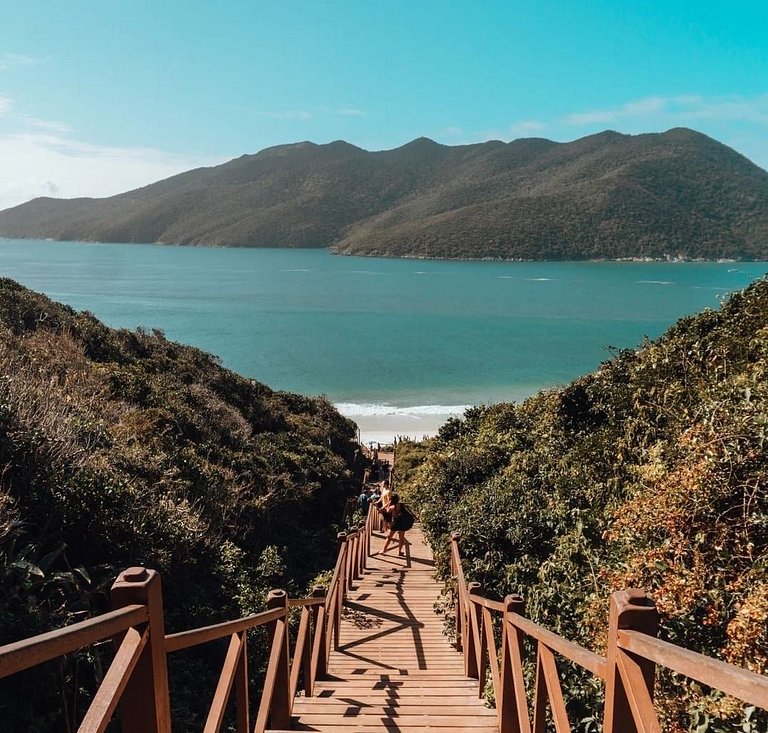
[538,644,571,733]
[78,626,148,733]
[289,607,311,700]
[292,525,498,733]
[202,632,244,733]
[292,714,499,727]
[616,650,662,733]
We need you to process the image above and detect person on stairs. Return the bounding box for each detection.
[381,494,414,556]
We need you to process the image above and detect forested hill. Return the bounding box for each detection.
[398,276,768,729]
[1,128,767,260]
[0,278,359,730]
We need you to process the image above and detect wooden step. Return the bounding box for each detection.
[290,525,494,733]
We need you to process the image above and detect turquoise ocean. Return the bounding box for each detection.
[1,239,765,437]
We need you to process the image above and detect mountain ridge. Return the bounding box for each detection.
[1,128,767,260]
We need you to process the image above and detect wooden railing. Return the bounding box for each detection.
[450,532,768,732]
[0,503,380,733]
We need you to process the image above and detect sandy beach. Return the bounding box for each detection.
[338,409,463,445]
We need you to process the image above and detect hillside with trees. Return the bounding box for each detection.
[0,279,360,731]
[1,129,767,260]
[398,277,768,731]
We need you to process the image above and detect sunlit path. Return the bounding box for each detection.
[285,525,497,732]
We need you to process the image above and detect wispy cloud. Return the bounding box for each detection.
[333,107,366,117]
[257,110,313,120]
[0,95,11,115]
[0,130,221,211]
[564,94,768,126]
[258,106,367,121]
[21,115,72,134]
[0,52,44,71]
[508,119,548,137]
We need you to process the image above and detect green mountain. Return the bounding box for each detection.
[1,128,767,260]
[0,278,359,730]
[398,276,768,728]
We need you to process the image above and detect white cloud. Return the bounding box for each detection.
[564,94,768,127]
[22,115,72,134]
[334,107,366,117]
[0,95,11,116]
[0,131,222,211]
[0,52,42,71]
[508,119,548,137]
[259,106,367,121]
[257,110,313,120]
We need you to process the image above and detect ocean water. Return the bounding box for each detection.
[0,239,765,436]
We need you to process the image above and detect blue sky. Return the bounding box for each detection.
[1,0,767,209]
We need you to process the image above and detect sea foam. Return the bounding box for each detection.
[335,402,470,418]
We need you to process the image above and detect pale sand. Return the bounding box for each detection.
[347,412,456,445]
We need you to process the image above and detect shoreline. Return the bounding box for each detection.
[0,238,747,264]
[337,407,468,444]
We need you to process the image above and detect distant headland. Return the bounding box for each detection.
[0,128,767,261]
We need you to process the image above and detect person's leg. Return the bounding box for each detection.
[397,531,406,555]
[382,528,396,554]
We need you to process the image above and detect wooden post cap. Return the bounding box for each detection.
[120,567,149,583]
[611,589,658,634]
[451,532,461,541]
[337,532,347,542]
[503,594,524,613]
[467,582,481,595]
[312,586,327,598]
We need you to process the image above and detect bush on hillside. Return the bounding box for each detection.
[0,278,359,731]
[400,278,768,732]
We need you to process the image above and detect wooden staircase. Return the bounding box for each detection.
[280,525,496,732]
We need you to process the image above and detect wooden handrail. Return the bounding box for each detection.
[450,534,768,732]
[165,607,284,653]
[509,612,608,678]
[468,592,506,613]
[287,596,325,608]
[0,495,387,733]
[618,629,768,709]
[0,604,148,679]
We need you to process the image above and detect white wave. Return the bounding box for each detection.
[335,402,471,417]
[525,277,555,281]
[637,280,674,285]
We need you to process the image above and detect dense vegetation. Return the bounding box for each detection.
[0,279,360,731]
[1,129,767,261]
[398,277,768,731]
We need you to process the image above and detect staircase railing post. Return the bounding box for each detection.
[311,585,328,682]
[466,581,481,680]
[451,533,463,652]
[350,528,359,583]
[499,594,526,733]
[265,589,291,729]
[110,567,171,733]
[234,630,249,733]
[335,532,347,650]
[603,589,659,733]
[358,519,367,575]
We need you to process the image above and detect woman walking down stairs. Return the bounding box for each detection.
[271,524,497,732]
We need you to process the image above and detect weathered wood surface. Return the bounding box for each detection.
[281,524,497,732]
